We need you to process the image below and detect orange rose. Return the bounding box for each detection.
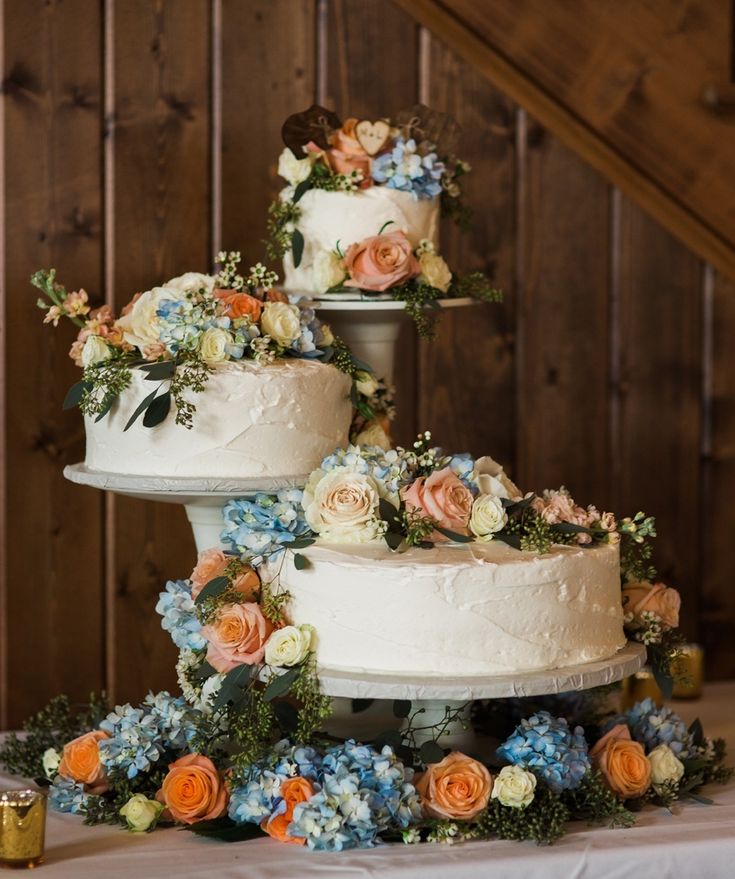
[415,751,493,821]
[201,602,274,672]
[266,288,289,303]
[156,753,227,825]
[590,724,652,799]
[58,730,109,794]
[189,549,260,601]
[262,776,314,845]
[400,467,474,540]
[214,288,263,321]
[622,581,680,629]
[326,118,372,184]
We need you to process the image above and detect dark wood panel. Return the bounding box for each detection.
[516,122,612,506]
[701,271,735,678]
[418,32,516,466]
[2,0,105,726]
[107,0,210,703]
[615,197,703,638]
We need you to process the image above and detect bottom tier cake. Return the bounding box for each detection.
[281,541,625,676]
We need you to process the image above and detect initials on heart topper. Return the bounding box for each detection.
[355,120,391,156]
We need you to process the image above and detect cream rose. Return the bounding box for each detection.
[473,456,522,500]
[469,494,508,541]
[42,747,61,779]
[648,744,685,792]
[199,327,231,364]
[418,251,452,293]
[355,370,380,397]
[313,250,346,291]
[115,286,186,351]
[490,765,537,808]
[80,334,112,367]
[261,301,301,347]
[265,624,314,667]
[119,793,165,832]
[303,470,383,543]
[278,147,315,185]
[164,272,215,295]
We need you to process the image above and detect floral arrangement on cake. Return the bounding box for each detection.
[33,251,374,430]
[267,104,501,335]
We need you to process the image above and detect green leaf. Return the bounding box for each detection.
[274,700,299,732]
[184,818,264,843]
[378,220,395,235]
[502,494,535,515]
[63,380,91,411]
[352,698,374,714]
[94,393,118,422]
[373,730,403,750]
[142,391,171,428]
[553,522,593,535]
[384,531,404,551]
[379,498,401,529]
[292,229,305,267]
[288,537,315,550]
[264,666,300,702]
[213,664,254,710]
[494,531,522,550]
[688,718,704,748]
[139,360,176,381]
[393,699,411,719]
[194,576,229,605]
[687,792,714,805]
[434,525,474,543]
[293,552,310,570]
[420,741,445,764]
[652,664,673,700]
[191,660,218,682]
[292,179,311,203]
[123,389,159,431]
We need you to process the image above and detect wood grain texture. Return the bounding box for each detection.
[418,32,517,466]
[325,0,420,444]
[615,197,703,639]
[106,0,210,703]
[516,123,612,507]
[2,0,105,726]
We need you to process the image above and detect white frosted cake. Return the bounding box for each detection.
[84,359,351,479]
[280,541,625,676]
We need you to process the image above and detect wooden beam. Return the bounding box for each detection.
[393,0,735,282]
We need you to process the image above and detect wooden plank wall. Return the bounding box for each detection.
[1,0,732,728]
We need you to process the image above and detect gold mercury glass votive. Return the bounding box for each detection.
[621,667,664,710]
[0,790,46,869]
[672,643,704,700]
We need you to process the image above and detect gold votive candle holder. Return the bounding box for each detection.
[621,667,663,710]
[672,643,704,700]
[0,790,46,869]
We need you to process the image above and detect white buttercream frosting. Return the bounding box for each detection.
[280,541,625,676]
[84,359,351,478]
[282,187,440,294]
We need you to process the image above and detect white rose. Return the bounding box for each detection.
[265,624,314,667]
[81,334,112,367]
[42,747,61,779]
[119,793,165,832]
[199,327,231,364]
[469,494,508,541]
[277,147,315,185]
[648,744,685,792]
[491,765,537,808]
[115,286,186,351]
[261,301,302,347]
[163,272,215,295]
[473,455,522,500]
[354,422,391,451]
[303,469,383,543]
[355,370,380,397]
[418,251,452,293]
[312,250,346,291]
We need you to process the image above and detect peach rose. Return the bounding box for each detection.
[400,467,473,539]
[201,602,274,673]
[189,549,260,601]
[415,751,493,821]
[156,753,227,825]
[58,730,109,794]
[622,581,680,629]
[120,291,142,316]
[214,288,263,321]
[262,776,314,845]
[326,118,372,183]
[590,724,652,799]
[343,231,420,292]
[266,288,289,303]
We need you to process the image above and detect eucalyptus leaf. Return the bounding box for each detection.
[94,393,118,422]
[553,522,593,534]
[687,792,714,805]
[379,498,401,528]
[688,718,704,748]
[184,818,264,843]
[140,360,176,381]
[434,525,474,543]
[194,576,229,605]
[264,666,300,702]
[374,730,403,750]
[293,553,310,570]
[213,664,255,710]
[62,380,92,410]
[191,660,218,682]
[292,229,305,268]
[292,179,311,203]
[504,494,535,515]
[652,664,673,700]
[393,699,412,719]
[384,531,404,551]
[289,537,315,550]
[124,389,158,431]
[419,741,445,764]
[142,391,171,428]
[494,531,522,550]
[352,699,374,714]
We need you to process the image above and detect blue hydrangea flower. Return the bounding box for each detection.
[623,698,693,757]
[221,490,310,561]
[448,453,476,490]
[155,579,205,651]
[372,137,446,199]
[289,304,332,356]
[228,769,287,824]
[497,711,591,793]
[48,776,88,814]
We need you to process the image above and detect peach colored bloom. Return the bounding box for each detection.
[44,305,63,326]
[156,753,227,825]
[190,548,260,601]
[326,118,372,183]
[266,288,289,303]
[143,341,167,361]
[343,231,420,292]
[621,581,681,629]
[68,338,86,366]
[120,292,142,316]
[590,724,652,799]
[63,289,90,317]
[401,467,473,539]
[201,602,273,672]
[58,730,109,795]
[214,288,263,321]
[262,777,314,844]
[415,751,492,821]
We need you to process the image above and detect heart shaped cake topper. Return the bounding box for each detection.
[355,120,391,156]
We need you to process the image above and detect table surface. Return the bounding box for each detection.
[2,683,734,879]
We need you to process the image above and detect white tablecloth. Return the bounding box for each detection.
[2,684,734,878]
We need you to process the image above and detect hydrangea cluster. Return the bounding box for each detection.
[221,489,310,561]
[497,710,591,794]
[98,692,202,779]
[48,776,88,814]
[292,303,333,355]
[155,579,205,651]
[320,444,410,503]
[448,453,476,491]
[372,137,446,199]
[623,698,693,758]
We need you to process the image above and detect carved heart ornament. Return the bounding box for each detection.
[355,119,392,156]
